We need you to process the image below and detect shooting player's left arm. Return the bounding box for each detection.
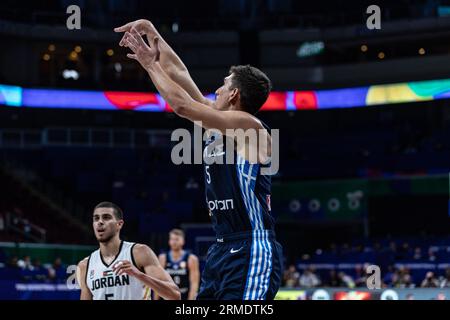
[187,254,200,300]
[146,61,258,132]
[122,29,269,148]
[133,244,181,300]
[145,62,271,162]
[148,63,269,133]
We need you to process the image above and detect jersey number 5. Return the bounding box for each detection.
[105,293,114,300]
[205,165,211,184]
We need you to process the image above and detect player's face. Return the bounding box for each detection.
[92,208,123,243]
[214,74,237,110]
[169,234,185,251]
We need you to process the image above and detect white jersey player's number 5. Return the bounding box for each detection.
[105,293,114,300]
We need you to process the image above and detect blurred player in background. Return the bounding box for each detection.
[156,229,200,300]
[115,19,283,300]
[76,201,180,300]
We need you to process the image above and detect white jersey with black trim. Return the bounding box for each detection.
[86,241,151,300]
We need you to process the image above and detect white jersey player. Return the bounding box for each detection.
[76,202,180,300]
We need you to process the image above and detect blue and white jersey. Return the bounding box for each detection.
[202,122,275,237]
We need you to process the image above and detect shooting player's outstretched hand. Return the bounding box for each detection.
[122,28,160,69]
[114,19,151,42]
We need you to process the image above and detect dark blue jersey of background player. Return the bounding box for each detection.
[157,229,199,300]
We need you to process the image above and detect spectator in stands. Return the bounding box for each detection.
[48,257,66,283]
[338,271,355,288]
[439,268,450,288]
[354,265,367,287]
[427,248,437,262]
[383,265,397,287]
[299,267,321,288]
[326,269,340,287]
[32,259,48,282]
[395,266,414,288]
[17,256,34,271]
[421,271,440,288]
[16,256,34,282]
[283,264,300,288]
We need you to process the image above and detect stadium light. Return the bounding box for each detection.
[69,51,78,61]
[62,69,79,80]
[296,41,324,58]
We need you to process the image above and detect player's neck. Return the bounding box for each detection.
[226,104,241,111]
[99,237,122,258]
[171,248,184,258]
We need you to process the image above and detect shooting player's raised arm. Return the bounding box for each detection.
[115,19,213,107]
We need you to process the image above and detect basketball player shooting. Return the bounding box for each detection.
[115,19,283,300]
[76,202,180,300]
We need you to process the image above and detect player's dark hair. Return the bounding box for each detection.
[229,65,272,115]
[169,228,185,239]
[94,201,123,220]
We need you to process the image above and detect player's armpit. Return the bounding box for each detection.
[77,258,93,300]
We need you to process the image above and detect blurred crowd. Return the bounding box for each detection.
[0,255,67,283]
[283,238,450,289]
[283,264,450,289]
